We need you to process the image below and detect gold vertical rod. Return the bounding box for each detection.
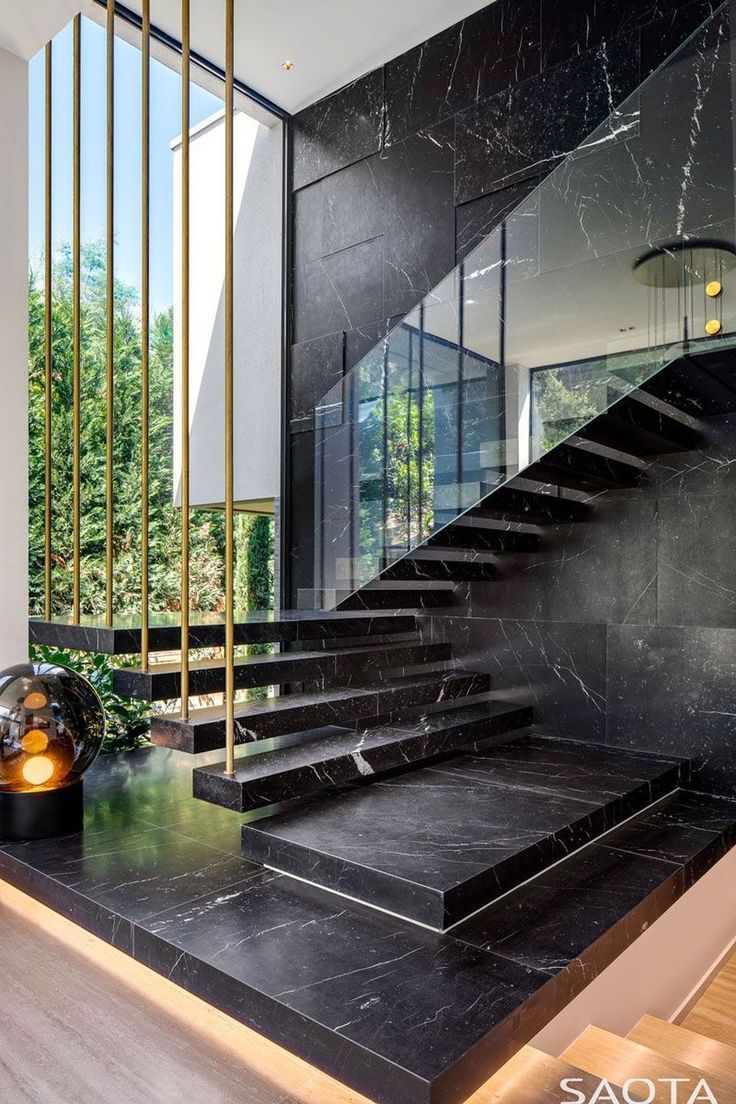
[72,15,81,624]
[105,1,115,626]
[140,0,150,668]
[180,0,191,719]
[224,0,235,775]
[44,43,53,622]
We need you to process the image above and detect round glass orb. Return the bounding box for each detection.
[0,663,105,793]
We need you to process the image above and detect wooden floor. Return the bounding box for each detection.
[1,876,734,1104]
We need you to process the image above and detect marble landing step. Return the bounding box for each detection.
[151,669,492,754]
[28,609,418,656]
[193,700,533,813]
[240,735,689,930]
[113,640,451,701]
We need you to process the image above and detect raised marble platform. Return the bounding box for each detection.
[240,735,688,928]
[0,744,733,1104]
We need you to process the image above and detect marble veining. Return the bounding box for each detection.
[0,746,733,1104]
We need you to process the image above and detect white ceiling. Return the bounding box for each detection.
[0,0,492,114]
[0,1,92,61]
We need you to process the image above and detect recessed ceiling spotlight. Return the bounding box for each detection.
[281,59,295,71]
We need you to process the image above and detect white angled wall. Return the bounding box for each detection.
[0,45,28,667]
[172,109,283,511]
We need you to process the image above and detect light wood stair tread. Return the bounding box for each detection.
[563,1025,736,1103]
[467,1046,624,1104]
[628,1015,736,1086]
[683,949,736,1047]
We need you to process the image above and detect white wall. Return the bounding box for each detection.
[172,110,282,512]
[533,843,736,1055]
[0,45,28,666]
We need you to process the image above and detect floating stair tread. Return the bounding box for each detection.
[468,488,589,524]
[427,525,542,552]
[114,640,449,700]
[29,609,418,655]
[151,669,491,754]
[381,557,497,582]
[628,1016,736,1085]
[193,700,532,813]
[337,587,456,610]
[239,735,687,929]
[563,1027,736,1104]
[527,443,642,490]
[578,398,700,455]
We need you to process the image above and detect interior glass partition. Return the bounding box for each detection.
[313,1,736,605]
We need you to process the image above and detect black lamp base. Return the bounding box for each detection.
[0,779,84,841]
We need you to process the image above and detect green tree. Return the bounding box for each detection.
[28,240,225,618]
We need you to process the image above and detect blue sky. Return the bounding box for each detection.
[29,16,222,313]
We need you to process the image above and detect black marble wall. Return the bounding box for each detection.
[431,411,736,797]
[284,0,736,797]
[286,0,718,601]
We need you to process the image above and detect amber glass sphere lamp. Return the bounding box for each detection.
[0,663,105,840]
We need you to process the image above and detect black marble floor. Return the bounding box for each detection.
[0,744,734,1104]
[240,735,688,928]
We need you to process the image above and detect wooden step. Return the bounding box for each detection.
[683,948,736,1047]
[151,669,492,754]
[563,1026,736,1103]
[477,1046,625,1104]
[114,640,450,701]
[629,1015,736,1086]
[193,700,532,813]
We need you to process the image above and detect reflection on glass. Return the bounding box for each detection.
[314,2,736,604]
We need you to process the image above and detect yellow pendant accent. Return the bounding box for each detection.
[705,318,723,336]
[706,280,723,298]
